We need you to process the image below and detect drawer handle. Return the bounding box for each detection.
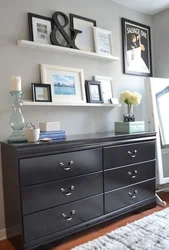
[61,186,74,196]
[62,210,75,221]
[128,190,138,199]
[128,150,137,158]
[128,170,138,178]
[60,161,74,171]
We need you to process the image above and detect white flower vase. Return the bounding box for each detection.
[123,104,135,122]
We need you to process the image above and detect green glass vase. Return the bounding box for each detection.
[8,91,27,143]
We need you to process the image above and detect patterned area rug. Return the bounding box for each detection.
[72,208,169,250]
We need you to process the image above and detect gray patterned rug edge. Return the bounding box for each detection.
[72,208,169,250]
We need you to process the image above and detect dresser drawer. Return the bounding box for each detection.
[104,141,155,170]
[104,161,155,192]
[21,172,103,215]
[105,179,155,214]
[23,194,103,242]
[20,148,102,187]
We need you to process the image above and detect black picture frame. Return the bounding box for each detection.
[28,13,54,43]
[85,81,103,103]
[121,18,152,77]
[32,83,52,102]
[70,14,97,29]
[70,14,97,51]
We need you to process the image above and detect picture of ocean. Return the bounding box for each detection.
[53,75,76,95]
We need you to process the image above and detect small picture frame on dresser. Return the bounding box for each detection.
[85,81,103,103]
[32,83,52,102]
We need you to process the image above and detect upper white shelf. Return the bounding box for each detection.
[23,101,121,108]
[17,40,120,62]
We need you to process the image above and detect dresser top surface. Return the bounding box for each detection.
[2,132,156,148]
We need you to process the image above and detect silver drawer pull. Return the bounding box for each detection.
[62,210,75,221]
[61,186,74,196]
[60,160,74,171]
[128,190,138,199]
[128,150,137,158]
[128,170,138,178]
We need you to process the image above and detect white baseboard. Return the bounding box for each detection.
[0,225,20,241]
[0,228,6,241]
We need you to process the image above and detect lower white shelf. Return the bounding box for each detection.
[23,101,121,108]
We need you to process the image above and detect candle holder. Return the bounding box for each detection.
[8,91,27,143]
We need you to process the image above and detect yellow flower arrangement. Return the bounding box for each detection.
[120,91,142,105]
[120,91,142,121]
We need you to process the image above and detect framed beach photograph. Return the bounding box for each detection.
[121,18,152,76]
[28,13,54,44]
[94,76,113,103]
[93,27,113,55]
[40,64,86,104]
[32,83,52,102]
[85,81,103,103]
[70,14,96,52]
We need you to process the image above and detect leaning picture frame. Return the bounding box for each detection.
[94,76,113,103]
[28,13,54,44]
[32,83,52,102]
[70,14,97,52]
[93,27,113,55]
[40,64,86,104]
[85,81,103,103]
[121,18,152,77]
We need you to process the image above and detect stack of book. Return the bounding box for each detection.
[40,130,66,140]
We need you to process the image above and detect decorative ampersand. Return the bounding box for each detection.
[50,12,82,49]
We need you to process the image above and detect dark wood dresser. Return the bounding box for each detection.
[1,132,156,250]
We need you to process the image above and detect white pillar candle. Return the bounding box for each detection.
[11,76,22,91]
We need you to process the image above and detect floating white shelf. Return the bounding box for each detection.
[17,40,120,62]
[23,101,121,108]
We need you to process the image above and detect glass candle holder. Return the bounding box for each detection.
[8,91,27,143]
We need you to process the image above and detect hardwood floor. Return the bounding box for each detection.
[1,192,169,250]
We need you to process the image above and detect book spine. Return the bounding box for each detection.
[40,134,66,139]
[40,130,66,135]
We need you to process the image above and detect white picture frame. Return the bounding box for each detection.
[94,76,113,103]
[70,14,96,52]
[40,64,86,104]
[93,27,113,55]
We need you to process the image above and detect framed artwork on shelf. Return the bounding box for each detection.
[94,76,113,103]
[93,27,113,55]
[32,83,52,102]
[121,18,152,77]
[40,64,86,104]
[28,13,54,44]
[70,14,97,52]
[85,81,103,103]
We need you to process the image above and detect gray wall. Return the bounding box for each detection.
[0,0,152,231]
[153,8,169,77]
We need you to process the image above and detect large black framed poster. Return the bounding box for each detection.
[122,18,152,77]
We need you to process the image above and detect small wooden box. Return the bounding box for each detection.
[115,121,145,133]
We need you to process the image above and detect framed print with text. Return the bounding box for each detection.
[94,76,113,103]
[122,18,152,77]
[93,27,113,55]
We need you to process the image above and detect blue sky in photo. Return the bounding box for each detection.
[53,75,75,87]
